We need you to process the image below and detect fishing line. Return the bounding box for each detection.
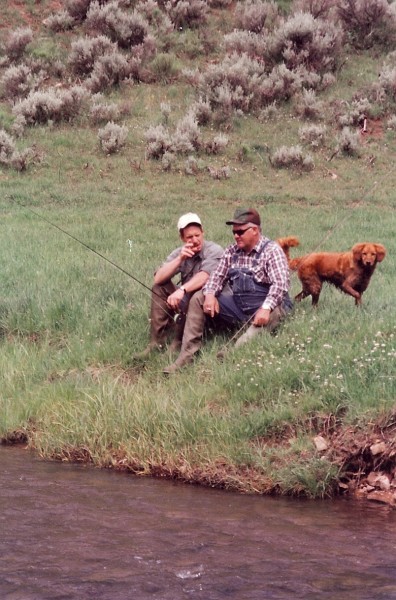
[17,202,155,294]
[13,200,181,322]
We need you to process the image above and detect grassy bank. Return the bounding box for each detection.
[0,1,395,498]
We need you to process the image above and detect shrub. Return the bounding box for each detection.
[172,113,202,153]
[145,123,173,158]
[160,101,172,124]
[66,0,91,21]
[204,133,229,154]
[86,52,131,93]
[270,145,314,170]
[0,130,37,171]
[12,85,90,125]
[291,0,337,20]
[298,123,327,147]
[377,65,396,105]
[10,115,27,138]
[166,0,209,30]
[43,11,75,32]
[161,150,176,170]
[235,0,280,34]
[258,100,278,120]
[86,2,150,48]
[223,30,267,58]
[136,0,173,33]
[0,130,16,161]
[208,0,233,6]
[89,98,121,123]
[98,121,128,153]
[336,126,360,156]
[386,115,396,130]
[189,98,212,125]
[207,164,231,178]
[294,88,324,119]
[68,36,116,76]
[0,64,33,99]
[267,12,343,74]
[145,113,203,158]
[4,28,33,61]
[337,0,396,50]
[260,64,303,104]
[8,148,35,172]
[184,155,199,174]
[336,97,371,127]
[150,53,179,83]
[198,52,266,115]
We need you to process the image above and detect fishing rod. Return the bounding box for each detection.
[15,201,164,300]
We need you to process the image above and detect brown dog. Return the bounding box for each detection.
[288,242,386,306]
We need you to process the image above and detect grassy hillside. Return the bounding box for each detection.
[0,0,394,499]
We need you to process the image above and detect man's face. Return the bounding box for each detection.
[232,224,259,252]
[181,225,204,254]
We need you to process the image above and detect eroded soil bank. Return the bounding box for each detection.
[3,413,396,506]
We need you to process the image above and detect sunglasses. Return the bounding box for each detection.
[232,227,252,237]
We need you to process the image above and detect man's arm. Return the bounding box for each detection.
[166,271,209,311]
[253,243,289,326]
[154,243,197,285]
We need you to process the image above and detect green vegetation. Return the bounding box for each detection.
[0,0,395,498]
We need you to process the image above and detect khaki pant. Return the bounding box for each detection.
[145,282,184,347]
[173,290,287,367]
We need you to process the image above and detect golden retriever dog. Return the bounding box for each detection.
[288,242,386,306]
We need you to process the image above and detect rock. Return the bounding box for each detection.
[367,490,396,506]
[367,471,391,491]
[313,435,328,451]
[370,441,387,456]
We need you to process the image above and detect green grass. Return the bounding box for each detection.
[0,3,395,498]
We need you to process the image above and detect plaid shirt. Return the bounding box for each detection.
[203,236,290,311]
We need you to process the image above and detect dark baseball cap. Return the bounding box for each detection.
[226,208,261,226]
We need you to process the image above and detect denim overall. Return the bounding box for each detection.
[217,241,293,324]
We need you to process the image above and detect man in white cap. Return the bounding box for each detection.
[133,213,223,362]
[163,207,292,373]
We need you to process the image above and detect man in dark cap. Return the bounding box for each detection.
[133,212,223,361]
[163,207,292,373]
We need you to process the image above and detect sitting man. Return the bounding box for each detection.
[134,212,223,361]
[163,208,292,373]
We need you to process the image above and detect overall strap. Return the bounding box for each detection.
[231,239,273,266]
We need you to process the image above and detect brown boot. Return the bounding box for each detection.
[132,342,163,362]
[149,281,176,342]
[163,355,193,375]
[133,282,176,362]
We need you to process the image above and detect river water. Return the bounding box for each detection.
[1,446,396,600]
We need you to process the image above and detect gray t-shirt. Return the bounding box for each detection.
[164,240,224,285]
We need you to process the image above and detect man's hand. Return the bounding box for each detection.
[203,293,219,318]
[253,308,271,327]
[166,288,185,311]
[179,242,197,261]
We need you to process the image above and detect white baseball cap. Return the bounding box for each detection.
[177,212,202,232]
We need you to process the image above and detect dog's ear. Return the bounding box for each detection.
[374,244,386,262]
[352,243,365,261]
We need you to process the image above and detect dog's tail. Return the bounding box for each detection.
[276,236,299,260]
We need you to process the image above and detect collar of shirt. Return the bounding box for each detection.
[233,235,268,256]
